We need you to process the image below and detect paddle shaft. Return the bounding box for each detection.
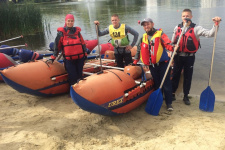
[95,24,103,72]
[101,58,115,62]
[85,62,124,70]
[208,22,218,86]
[56,52,63,61]
[0,44,26,50]
[51,74,68,81]
[0,35,23,44]
[159,22,188,89]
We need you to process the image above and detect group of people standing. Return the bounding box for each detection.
[49,8,221,111]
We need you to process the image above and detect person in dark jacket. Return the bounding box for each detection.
[49,14,87,85]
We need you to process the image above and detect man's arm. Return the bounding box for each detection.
[94,21,109,37]
[194,16,221,40]
[171,26,178,44]
[125,25,139,47]
[96,26,109,36]
[134,38,142,62]
[194,25,217,40]
[161,32,174,51]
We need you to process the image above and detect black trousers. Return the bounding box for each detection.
[64,57,85,85]
[114,52,132,68]
[149,61,172,105]
[172,55,195,96]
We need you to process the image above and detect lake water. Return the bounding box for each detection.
[10,0,225,101]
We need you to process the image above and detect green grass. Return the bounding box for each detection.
[0,3,43,39]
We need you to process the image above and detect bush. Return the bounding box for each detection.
[0,3,43,39]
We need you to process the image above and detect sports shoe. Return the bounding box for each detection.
[183,96,190,105]
[167,104,173,111]
[172,93,176,101]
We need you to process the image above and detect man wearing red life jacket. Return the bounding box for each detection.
[133,18,174,111]
[171,9,221,105]
[49,14,87,85]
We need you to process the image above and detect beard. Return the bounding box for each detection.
[147,28,156,36]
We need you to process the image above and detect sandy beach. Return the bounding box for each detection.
[0,82,225,150]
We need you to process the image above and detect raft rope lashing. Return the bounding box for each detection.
[124,79,153,98]
[105,70,122,81]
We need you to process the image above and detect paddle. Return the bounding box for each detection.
[199,21,219,112]
[0,35,23,44]
[56,52,63,61]
[95,24,103,73]
[145,19,189,116]
[0,43,27,50]
[86,63,124,70]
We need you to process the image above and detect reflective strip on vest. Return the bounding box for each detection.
[150,30,164,64]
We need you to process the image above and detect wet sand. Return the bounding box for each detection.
[0,82,225,150]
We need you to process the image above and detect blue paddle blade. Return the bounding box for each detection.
[199,86,215,112]
[145,89,163,116]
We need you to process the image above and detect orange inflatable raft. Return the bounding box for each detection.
[0,59,117,96]
[70,66,154,116]
[85,39,98,51]
[0,60,69,96]
[91,43,114,55]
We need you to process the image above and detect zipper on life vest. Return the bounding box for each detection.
[149,42,152,65]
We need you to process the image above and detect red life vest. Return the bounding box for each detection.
[57,27,85,60]
[140,33,150,65]
[175,23,200,53]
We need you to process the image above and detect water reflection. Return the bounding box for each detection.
[23,33,47,50]
[37,0,225,59]
[38,0,225,48]
[106,0,146,5]
[200,0,217,8]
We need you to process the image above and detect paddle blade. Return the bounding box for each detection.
[199,86,215,112]
[145,89,163,116]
